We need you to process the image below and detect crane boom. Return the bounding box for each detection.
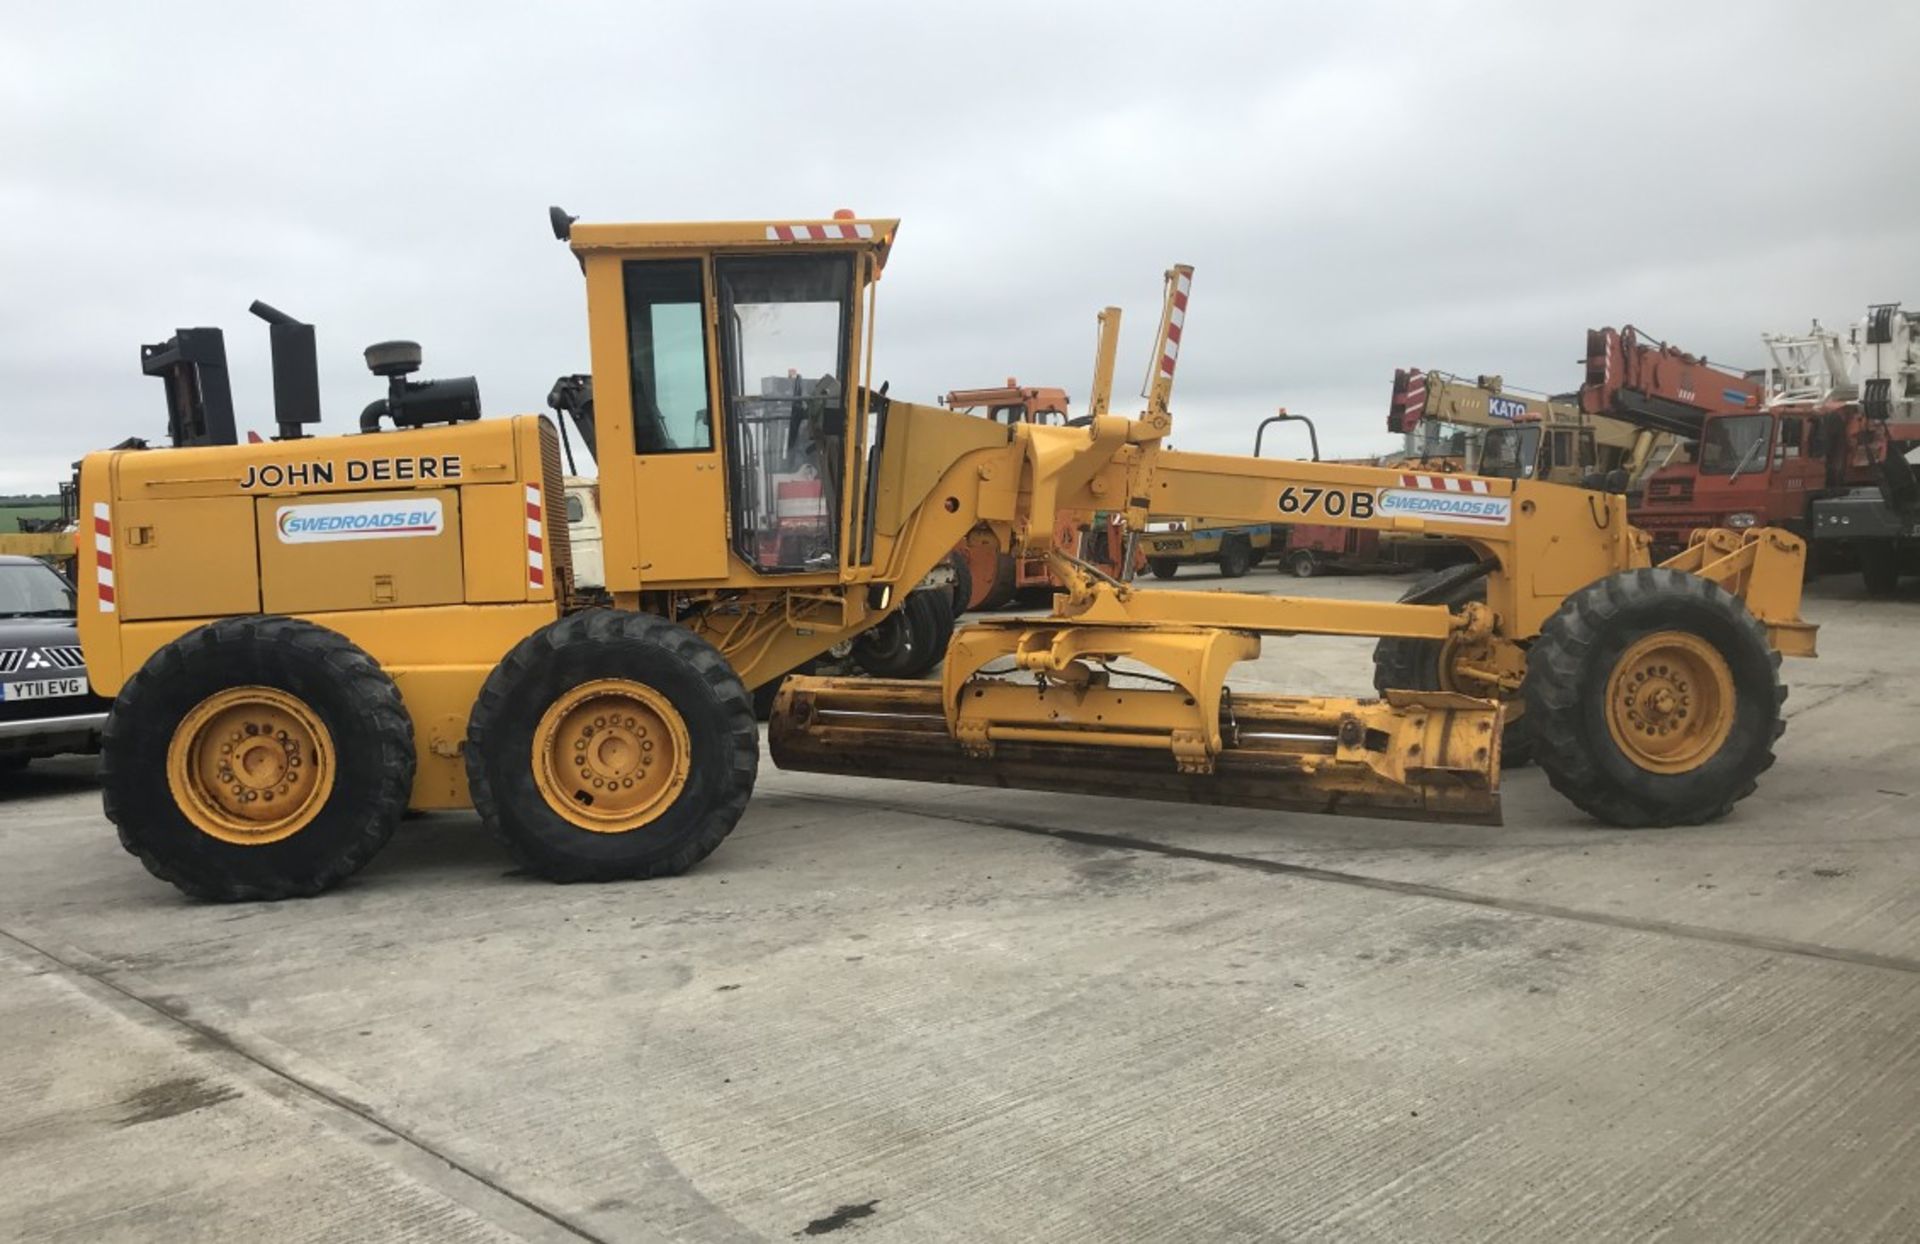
[1579,326,1764,437]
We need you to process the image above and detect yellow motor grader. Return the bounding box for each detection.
[75,211,1815,900]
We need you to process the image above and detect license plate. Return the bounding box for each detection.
[1151,539,1182,551]
[1,676,88,702]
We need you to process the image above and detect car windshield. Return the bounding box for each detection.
[0,561,76,616]
[1699,414,1773,475]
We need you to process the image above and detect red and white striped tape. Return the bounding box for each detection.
[1399,473,1491,494]
[1402,368,1427,411]
[765,223,875,242]
[1159,270,1192,379]
[525,484,546,591]
[93,502,115,612]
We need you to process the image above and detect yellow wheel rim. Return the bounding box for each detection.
[1604,631,1735,774]
[166,687,336,846]
[531,678,691,833]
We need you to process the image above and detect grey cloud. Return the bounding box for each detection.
[4,1,1917,488]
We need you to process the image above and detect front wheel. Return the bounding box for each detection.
[1287,550,1318,578]
[1372,566,1533,767]
[1525,568,1784,827]
[1148,557,1180,580]
[467,611,757,882]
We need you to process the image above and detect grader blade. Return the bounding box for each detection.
[769,677,1504,825]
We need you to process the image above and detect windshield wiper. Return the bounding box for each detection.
[1,609,76,618]
[1726,436,1767,484]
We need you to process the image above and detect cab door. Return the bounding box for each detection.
[585,255,731,588]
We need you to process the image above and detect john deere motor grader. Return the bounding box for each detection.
[76,212,1817,901]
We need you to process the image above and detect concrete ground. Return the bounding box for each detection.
[3,571,1918,1243]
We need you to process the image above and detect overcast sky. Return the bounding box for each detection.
[4,2,1917,492]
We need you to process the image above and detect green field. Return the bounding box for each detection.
[0,501,63,528]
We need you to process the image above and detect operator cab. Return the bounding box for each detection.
[568,213,893,585]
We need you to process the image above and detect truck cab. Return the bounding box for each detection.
[1636,407,1841,557]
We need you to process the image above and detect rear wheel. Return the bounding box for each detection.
[1218,537,1254,579]
[1148,557,1180,580]
[1525,568,1783,827]
[102,617,414,901]
[1287,549,1318,578]
[467,610,755,882]
[1372,566,1533,767]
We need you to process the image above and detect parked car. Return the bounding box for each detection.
[0,554,110,770]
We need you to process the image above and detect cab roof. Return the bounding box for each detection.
[568,217,900,272]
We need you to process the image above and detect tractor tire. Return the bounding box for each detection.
[1861,545,1901,597]
[851,590,950,679]
[1148,557,1180,580]
[946,551,974,617]
[1372,566,1533,767]
[1287,549,1319,579]
[1524,568,1783,828]
[467,610,756,883]
[101,617,414,901]
[922,587,958,657]
[1218,537,1254,579]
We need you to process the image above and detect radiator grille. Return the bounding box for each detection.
[1646,477,1695,504]
[0,646,84,674]
[538,417,574,594]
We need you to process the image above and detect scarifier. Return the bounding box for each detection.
[75,210,1817,900]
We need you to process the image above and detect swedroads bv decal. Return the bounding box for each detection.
[276,499,446,544]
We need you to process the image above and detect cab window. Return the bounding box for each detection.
[715,253,854,572]
[1699,414,1773,475]
[623,261,713,454]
